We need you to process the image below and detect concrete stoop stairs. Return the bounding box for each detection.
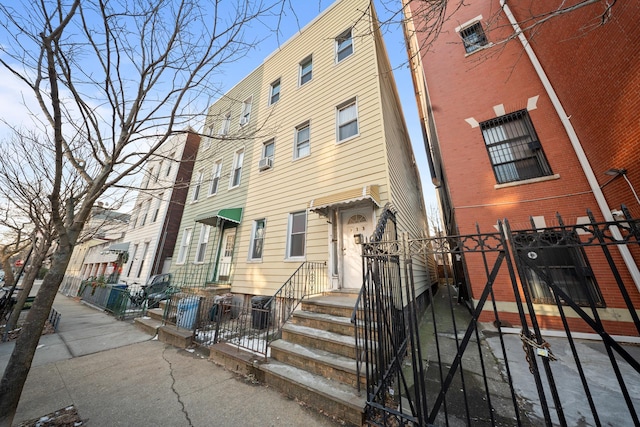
[134,293,368,425]
[262,293,367,426]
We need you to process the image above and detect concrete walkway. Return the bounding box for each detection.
[1,292,338,426]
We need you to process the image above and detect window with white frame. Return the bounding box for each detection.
[294,122,310,159]
[240,98,252,125]
[195,224,211,263]
[131,204,141,229]
[287,211,306,259]
[192,169,203,201]
[220,113,231,135]
[299,56,312,86]
[460,22,488,54]
[127,244,138,276]
[480,110,552,184]
[152,193,163,223]
[136,242,149,278]
[336,28,354,62]
[142,169,151,189]
[177,228,192,264]
[337,98,359,141]
[155,162,162,182]
[249,219,266,260]
[230,149,244,188]
[269,79,281,105]
[262,139,274,163]
[209,160,222,195]
[202,125,214,149]
[166,152,175,177]
[140,199,150,226]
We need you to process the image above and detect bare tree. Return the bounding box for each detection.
[0,0,282,423]
[0,224,31,288]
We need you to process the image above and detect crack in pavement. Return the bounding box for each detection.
[162,346,194,427]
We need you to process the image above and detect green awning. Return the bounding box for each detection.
[195,208,243,226]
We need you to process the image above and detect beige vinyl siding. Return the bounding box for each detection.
[169,65,264,275]
[371,9,434,293]
[233,0,392,295]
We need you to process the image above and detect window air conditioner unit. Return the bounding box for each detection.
[217,128,226,136]
[258,157,273,171]
[240,117,249,126]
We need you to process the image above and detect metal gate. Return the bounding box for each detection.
[357,206,640,426]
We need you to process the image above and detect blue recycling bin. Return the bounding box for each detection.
[177,297,200,329]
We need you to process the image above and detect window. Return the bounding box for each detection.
[230,149,244,188]
[152,193,163,223]
[140,200,150,226]
[337,99,359,141]
[294,122,310,159]
[131,204,141,228]
[195,224,211,263]
[240,98,252,125]
[516,232,604,307]
[177,228,192,264]
[127,244,138,276]
[209,160,222,195]
[142,170,151,189]
[155,163,162,182]
[263,139,274,160]
[148,168,154,185]
[192,169,203,201]
[287,211,307,259]
[269,79,281,105]
[136,242,149,278]
[480,110,552,184]
[249,219,266,260]
[218,113,231,136]
[202,125,214,149]
[336,28,354,62]
[460,22,488,54]
[299,56,312,86]
[166,152,175,177]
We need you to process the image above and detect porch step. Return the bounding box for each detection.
[147,307,164,321]
[270,339,365,388]
[301,294,358,318]
[290,310,355,337]
[134,317,162,336]
[262,361,365,427]
[282,323,358,359]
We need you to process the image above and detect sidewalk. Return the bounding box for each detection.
[1,292,337,426]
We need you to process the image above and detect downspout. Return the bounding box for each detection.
[500,0,640,292]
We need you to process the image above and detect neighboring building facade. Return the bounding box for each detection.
[403,0,640,333]
[170,0,432,298]
[119,131,201,287]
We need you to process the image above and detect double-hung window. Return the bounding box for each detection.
[336,28,354,62]
[177,228,192,264]
[240,98,252,125]
[166,152,175,177]
[337,98,359,142]
[480,110,552,184]
[460,22,488,54]
[263,140,274,161]
[249,219,266,260]
[127,244,138,276]
[287,211,307,259]
[136,242,149,278]
[155,163,162,182]
[299,56,313,86]
[209,160,222,195]
[195,224,211,263]
[230,149,244,188]
[152,193,163,223]
[140,199,150,226]
[294,122,310,159]
[192,169,203,201]
[220,113,231,135]
[269,79,281,105]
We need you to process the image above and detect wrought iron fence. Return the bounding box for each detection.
[359,206,640,426]
[170,262,233,288]
[159,261,328,357]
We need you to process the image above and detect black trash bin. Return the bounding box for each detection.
[251,295,272,329]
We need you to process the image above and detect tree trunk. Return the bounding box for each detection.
[0,246,71,427]
[4,243,51,341]
[2,258,15,289]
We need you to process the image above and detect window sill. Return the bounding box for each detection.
[285,257,306,262]
[464,42,494,57]
[337,133,359,144]
[247,258,263,263]
[494,174,560,189]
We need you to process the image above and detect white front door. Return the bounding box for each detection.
[217,228,236,281]
[341,209,370,289]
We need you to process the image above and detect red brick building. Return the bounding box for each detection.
[403,0,640,334]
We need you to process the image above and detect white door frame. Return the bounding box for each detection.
[339,207,373,290]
